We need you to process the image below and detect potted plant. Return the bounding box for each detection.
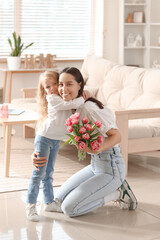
[7,32,34,70]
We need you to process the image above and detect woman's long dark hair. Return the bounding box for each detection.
[85,97,104,109]
[60,67,104,109]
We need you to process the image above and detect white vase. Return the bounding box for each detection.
[7,56,21,70]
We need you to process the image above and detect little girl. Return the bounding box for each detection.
[26,71,85,222]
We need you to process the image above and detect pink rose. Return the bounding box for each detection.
[71,119,79,125]
[67,126,73,133]
[79,126,86,134]
[95,120,102,128]
[74,136,81,142]
[79,141,87,150]
[82,133,90,140]
[65,118,72,126]
[97,135,103,143]
[91,140,100,151]
[82,117,88,124]
[85,124,93,131]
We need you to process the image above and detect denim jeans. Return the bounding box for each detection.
[55,146,126,217]
[26,134,60,204]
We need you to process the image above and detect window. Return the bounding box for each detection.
[0,0,104,58]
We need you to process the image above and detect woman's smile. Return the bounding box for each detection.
[58,73,81,101]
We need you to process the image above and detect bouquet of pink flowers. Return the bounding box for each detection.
[62,113,103,160]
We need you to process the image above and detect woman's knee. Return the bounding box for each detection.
[61,201,77,217]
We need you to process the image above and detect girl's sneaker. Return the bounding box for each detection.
[119,180,138,210]
[44,198,62,213]
[26,203,40,222]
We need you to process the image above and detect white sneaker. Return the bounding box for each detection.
[118,180,138,210]
[44,198,62,213]
[26,203,40,222]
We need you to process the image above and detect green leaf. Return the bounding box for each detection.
[13,32,17,49]
[66,133,74,139]
[60,138,71,148]
[8,38,13,49]
[90,132,100,139]
[7,32,34,56]
[23,42,34,51]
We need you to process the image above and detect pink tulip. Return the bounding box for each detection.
[85,124,93,131]
[97,135,103,143]
[82,133,90,140]
[91,140,100,151]
[82,117,88,124]
[95,120,102,128]
[65,118,72,126]
[79,126,86,134]
[67,126,73,133]
[71,113,80,120]
[79,141,87,150]
[74,136,81,142]
[71,119,79,125]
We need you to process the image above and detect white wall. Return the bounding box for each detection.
[103,0,119,62]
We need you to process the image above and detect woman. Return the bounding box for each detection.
[32,67,137,217]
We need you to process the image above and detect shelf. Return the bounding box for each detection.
[119,0,160,68]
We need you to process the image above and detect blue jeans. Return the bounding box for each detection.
[26,134,60,204]
[55,146,126,217]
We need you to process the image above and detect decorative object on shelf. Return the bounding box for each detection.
[135,34,142,47]
[24,54,28,69]
[126,13,133,23]
[127,33,135,47]
[39,54,45,68]
[133,11,144,23]
[7,32,34,70]
[24,54,57,69]
[30,54,35,69]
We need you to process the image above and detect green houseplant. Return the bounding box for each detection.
[7,32,34,69]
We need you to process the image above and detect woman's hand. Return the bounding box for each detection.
[32,151,47,171]
[75,145,98,155]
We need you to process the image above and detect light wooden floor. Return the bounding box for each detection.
[0,135,160,239]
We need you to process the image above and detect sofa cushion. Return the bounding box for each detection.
[101,65,146,110]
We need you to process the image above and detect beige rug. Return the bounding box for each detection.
[0,137,90,193]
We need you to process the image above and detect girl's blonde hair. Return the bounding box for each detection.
[37,71,59,128]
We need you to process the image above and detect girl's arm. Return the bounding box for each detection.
[76,128,121,154]
[48,94,85,111]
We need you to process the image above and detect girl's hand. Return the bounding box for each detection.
[82,90,92,100]
[32,151,47,171]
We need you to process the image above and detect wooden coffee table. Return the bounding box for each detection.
[0,108,38,177]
